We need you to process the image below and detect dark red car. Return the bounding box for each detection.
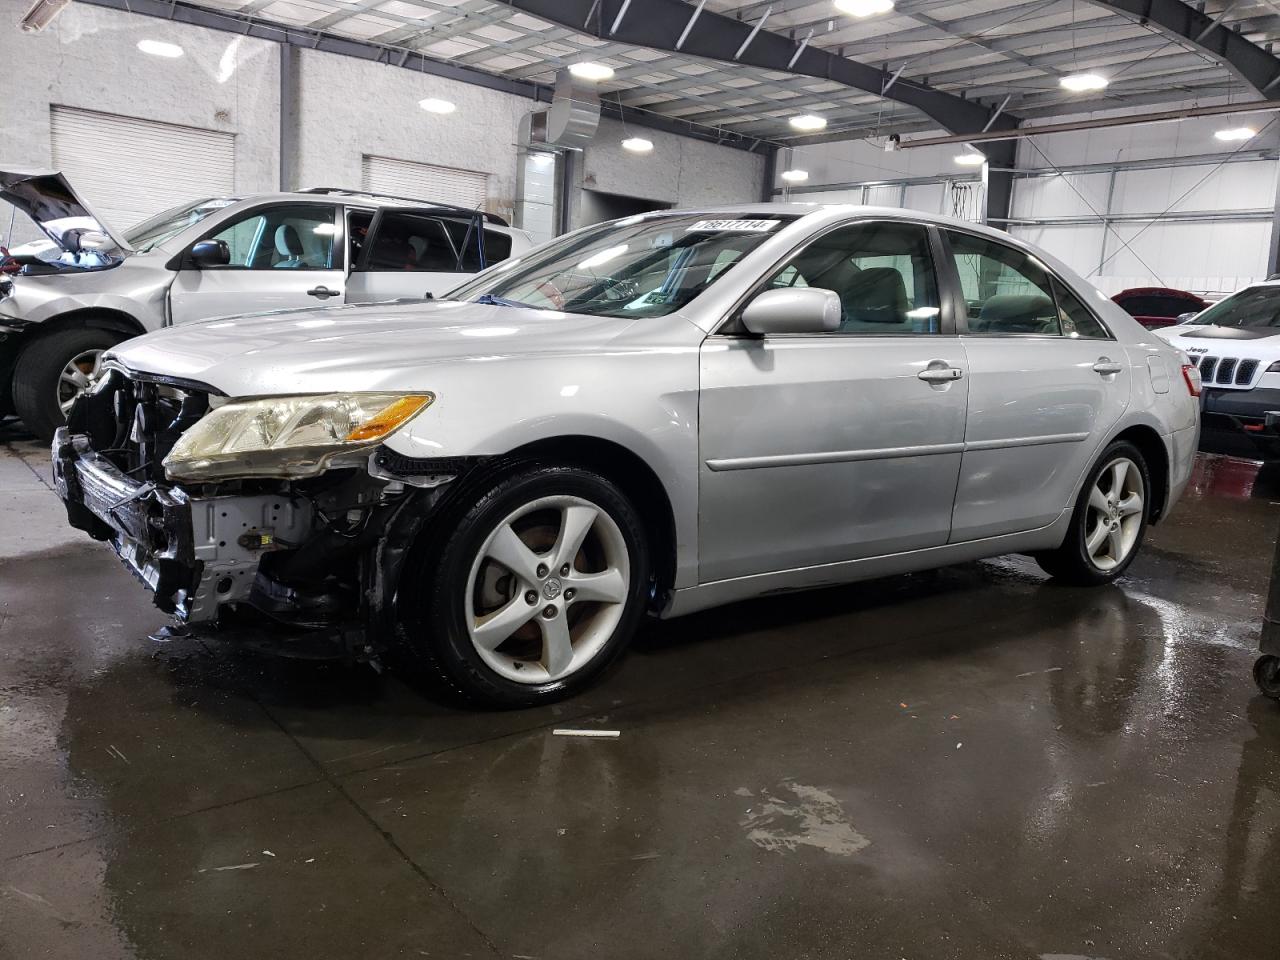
[1112,287,1208,329]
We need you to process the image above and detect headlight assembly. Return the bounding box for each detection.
[163,392,433,481]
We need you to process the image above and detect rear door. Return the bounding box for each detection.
[345,209,514,303]
[941,229,1130,542]
[168,201,344,323]
[698,220,970,582]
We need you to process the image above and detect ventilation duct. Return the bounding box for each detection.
[542,67,600,148]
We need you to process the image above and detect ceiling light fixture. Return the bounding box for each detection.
[569,62,615,81]
[418,98,457,114]
[954,152,986,166]
[137,39,185,58]
[1059,72,1108,92]
[781,169,809,182]
[622,136,654,153]
[1214,126,1256,142]
[789,114,828,131]
[20,0,70,32]
[834,0,895,17]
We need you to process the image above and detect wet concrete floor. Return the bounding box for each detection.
[2,422,1279,960]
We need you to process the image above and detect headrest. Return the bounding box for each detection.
[975,293,1055,332]
[274,224,303,257]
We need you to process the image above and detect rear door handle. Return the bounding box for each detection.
[307,285,340,299]
[1092,358,1124,375]
[918,366,964,383]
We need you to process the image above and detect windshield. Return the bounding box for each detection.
[1189,285,1280,328]
[123,198,238,252]
[447,213,796,318]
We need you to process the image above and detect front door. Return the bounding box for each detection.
[698,220,970,583]
[168,202,344,323]
[941,229,1131,542]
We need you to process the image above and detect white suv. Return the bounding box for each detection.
[0,171,532,440]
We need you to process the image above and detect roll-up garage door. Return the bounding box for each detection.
[361,155,489,210]
[50,105,236,233]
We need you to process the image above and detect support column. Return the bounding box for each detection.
[983,139,1017,229]
[279,44,300,192]
[1268,161,1280,278]
[761,145,778,202]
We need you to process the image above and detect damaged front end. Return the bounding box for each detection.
[53,367,462,660]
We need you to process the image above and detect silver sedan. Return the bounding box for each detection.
[54,204,1201,706]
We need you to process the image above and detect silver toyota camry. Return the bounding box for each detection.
[52,204,1201,706]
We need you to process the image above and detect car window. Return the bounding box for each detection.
[347,209,375,269]
[1053,277,1110,339]
[360,211,459,273]
[202,203,338,270]
[947,231,1061,335]
[447,213,796,318]
[765,221,941,334]
[1189,285,1280,328]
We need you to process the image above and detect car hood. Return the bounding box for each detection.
[1157,323,1280,358]
[109,299,655,396]
[0,170,132,257]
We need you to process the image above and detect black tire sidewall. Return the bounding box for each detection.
[403,465,650,707]
[1070,440,1151,582]
[13,327,122,441]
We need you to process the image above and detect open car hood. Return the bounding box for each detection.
[0,170,132,257]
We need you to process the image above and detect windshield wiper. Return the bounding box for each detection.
[473,293,531,309]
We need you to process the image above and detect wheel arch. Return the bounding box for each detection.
[490,435,679,610]
[25,308,147,341]
[1108,423,1170,524]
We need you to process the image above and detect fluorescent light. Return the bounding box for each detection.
[137,39,184,58]
[1215,126,1256,142]
[20,0,70,32]
[954,152,986,166]
[621,137,653,153]
[789,114,827,132]
[781,169,809,182]
[418,98,456,114]
[569,62,614,81]
[1059,72,1108,92]
[834,0,895,17]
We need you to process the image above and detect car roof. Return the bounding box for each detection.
[222,189,517,230]
[1113,287,1204,299]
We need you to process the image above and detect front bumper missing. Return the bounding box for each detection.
[52,427,311,623]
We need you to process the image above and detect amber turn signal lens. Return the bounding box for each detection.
[344,394,433,442]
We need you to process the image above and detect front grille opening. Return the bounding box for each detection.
[1189,355,1259,388]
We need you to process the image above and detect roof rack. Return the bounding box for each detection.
[297,187,509,226]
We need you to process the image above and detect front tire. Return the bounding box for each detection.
[1036,440,1150,585]
[12,328,122,442]
[399,464,651,707]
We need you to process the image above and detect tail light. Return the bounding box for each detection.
[1182,362,1202,397]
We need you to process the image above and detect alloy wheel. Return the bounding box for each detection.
[57,348,104,415]
[464,495,630,684]
[1085,456,1144,571]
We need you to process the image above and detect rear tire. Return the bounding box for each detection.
[1255,655,1280,701]
[398,464,651,708]
[1036,440,1150,586]
[12,327,122,442]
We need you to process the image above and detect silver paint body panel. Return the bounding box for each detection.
[102,203,1199,616]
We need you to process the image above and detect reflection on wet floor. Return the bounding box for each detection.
[1,437,1279,960]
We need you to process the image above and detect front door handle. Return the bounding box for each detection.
[1092,358,1124,375]
[307,285,340,299]
[918,366,964,383]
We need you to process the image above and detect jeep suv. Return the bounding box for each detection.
[0,171,532,440]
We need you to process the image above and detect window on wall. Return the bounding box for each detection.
[765,221,942,334]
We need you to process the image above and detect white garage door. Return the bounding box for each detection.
[50,105,236,233]
[361,154,488,211]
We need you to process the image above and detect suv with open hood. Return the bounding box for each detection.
[0,171,532,440]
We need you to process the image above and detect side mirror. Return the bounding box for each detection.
[740,286,841,335]
[189,239,230,269]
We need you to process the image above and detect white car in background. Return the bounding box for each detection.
[0,171,532,440]
[1154,280,1280,459]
